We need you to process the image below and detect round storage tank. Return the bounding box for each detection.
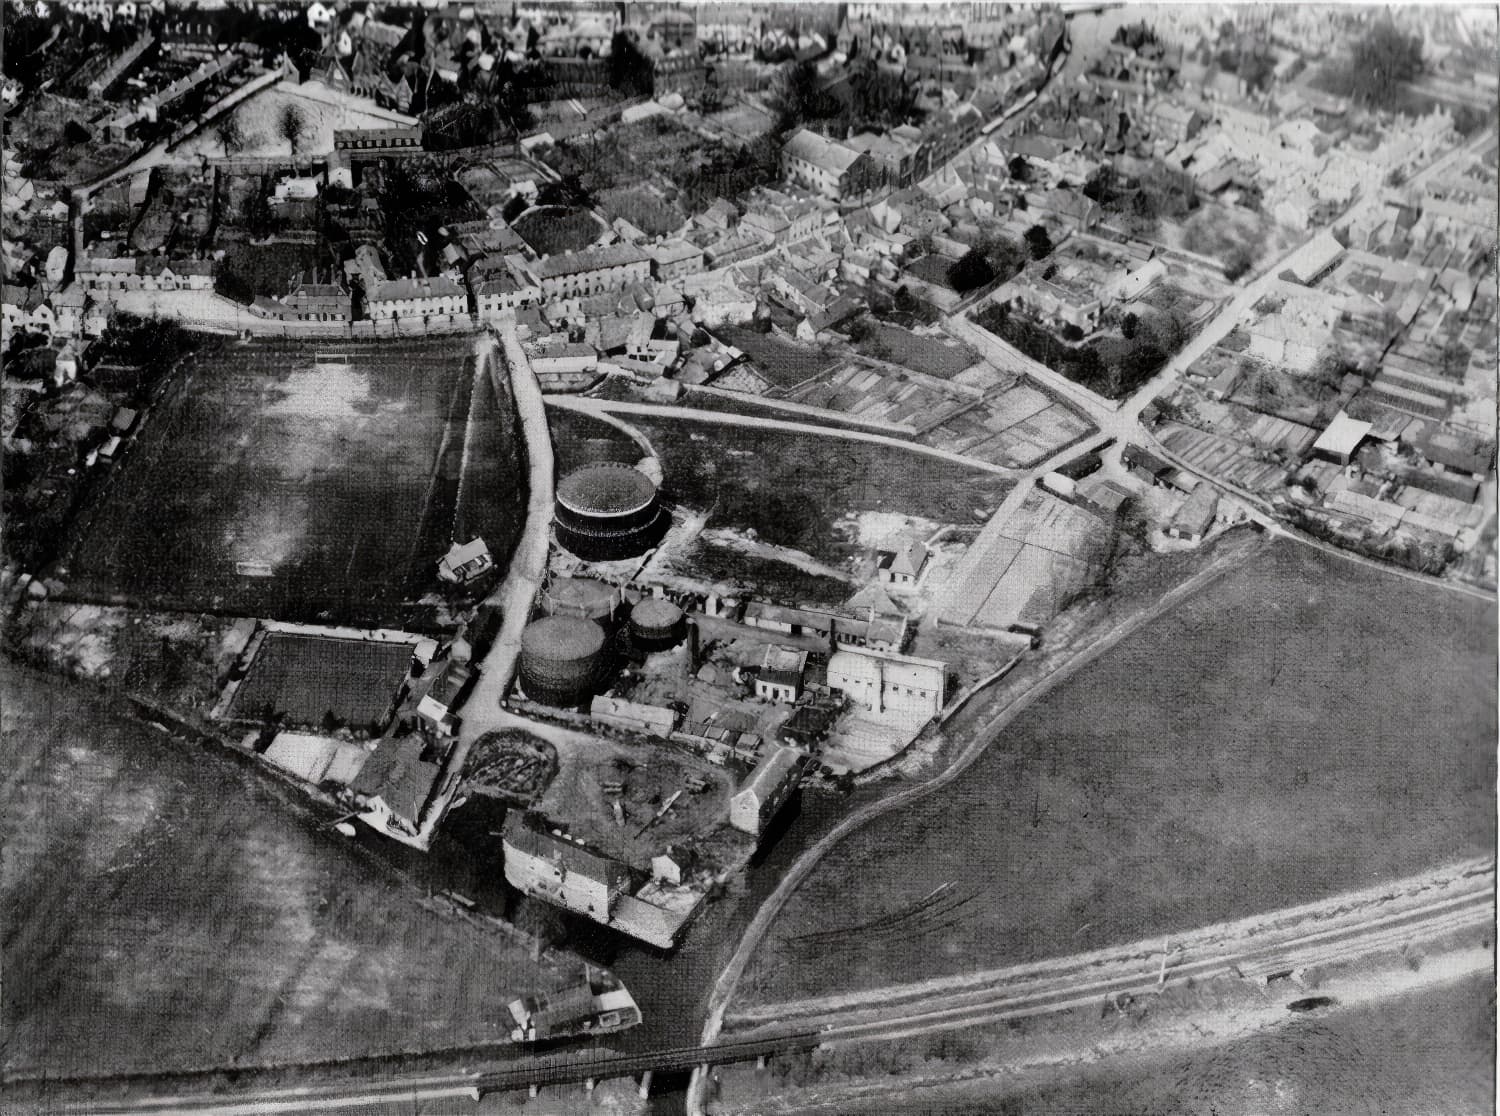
[629,597,685,651]
[519,615,607,706]
[555,462,668,562]
[542,576,619,622]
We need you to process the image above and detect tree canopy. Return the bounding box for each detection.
[1345,21,1424,108]
[1024,224,1054,260]
[609,31,655,98]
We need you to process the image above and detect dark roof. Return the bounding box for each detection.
[1123,443,1172,476]
[557,462,656,516]
[521,615,606,661]
[1422,431,1494,475]
[350,735,441,825]
[503,814,633,887]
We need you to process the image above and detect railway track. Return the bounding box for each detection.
[741,872,1495,1048]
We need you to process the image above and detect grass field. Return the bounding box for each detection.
[742,541,1496,1003]
[629,417,1011,565]
[226,633,414,729]
[0,667,566,1080]
[65,338,522,627]
[854,322,978,379]
[547,407,643,474]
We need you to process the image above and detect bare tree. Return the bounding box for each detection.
[277,103,308,159]
[214,113,246,158]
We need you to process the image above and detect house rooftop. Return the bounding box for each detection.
[530,243,650,280]
[782,128,863,176]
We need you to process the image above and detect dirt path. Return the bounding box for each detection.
[401,328,553,850]
[546,395,1022,478]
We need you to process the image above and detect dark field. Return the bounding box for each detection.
[629,416,1011,564]
[65,338,524,627]
[225,633,414,729]
[744,541,1497,1003]
[0,668,565,1081]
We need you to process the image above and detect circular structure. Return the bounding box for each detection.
[629,597,685,651]
[555,462,668,562]
[519,615,607,707]
[542,576,619,622]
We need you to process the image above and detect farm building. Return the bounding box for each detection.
[351,735,444,837]
[1312,411,1373,466]
[417,660,473,734]
[876,540,929,586]
[437,538,494,584]
[828,646,947,720]
[1166,484,1220,543]
[756,645,808,704]
[729,746,806,837]
[503,813,635,921]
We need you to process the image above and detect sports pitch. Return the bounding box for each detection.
[66,337,524,626]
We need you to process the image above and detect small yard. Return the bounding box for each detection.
[511,205,605,256]
[714,326,836,392]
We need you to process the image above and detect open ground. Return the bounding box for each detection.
[627,416,1012,568]
[0,667,566,1081]
[64,337,522,627]
[740,540,1496,1005]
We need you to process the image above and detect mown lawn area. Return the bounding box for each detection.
[741,540,1496,1004]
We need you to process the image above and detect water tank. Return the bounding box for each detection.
[555,462,668,561]
[543,576,618,621]
[629,597,685,651]
[519,616,607,706]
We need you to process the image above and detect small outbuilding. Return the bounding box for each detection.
[1312,411,1373,466]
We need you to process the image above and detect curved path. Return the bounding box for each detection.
[546,393,1026,474]
[686,536,1260,1113]
[545,395,1025,477]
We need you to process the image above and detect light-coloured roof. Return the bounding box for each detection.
[734,745,803,803]
[828,649,882,685]
[1313,411,1373,458]
[782,128,863,176]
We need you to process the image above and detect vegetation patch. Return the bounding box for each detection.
[628,415,1010,564]
[511,206,604,256]
[972,300,1191,400]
